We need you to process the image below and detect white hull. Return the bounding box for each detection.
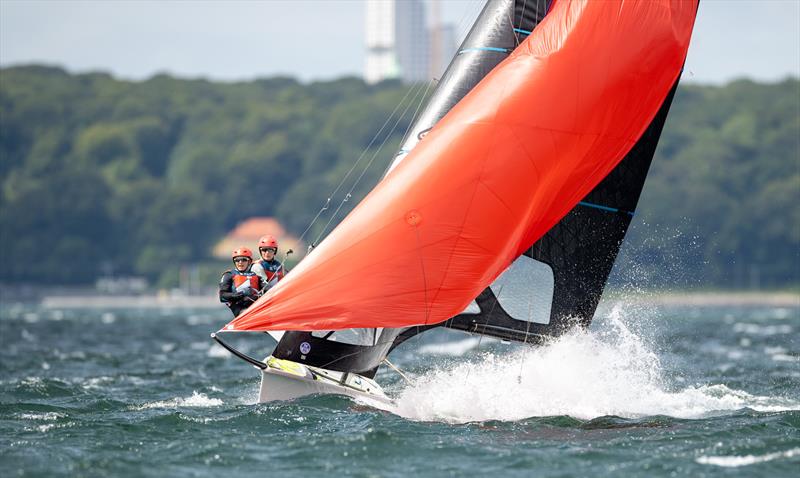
[258,356,391,405]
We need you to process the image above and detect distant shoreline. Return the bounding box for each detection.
[38,294,221,309]
[29,290,800,309]
[606,291,799,307]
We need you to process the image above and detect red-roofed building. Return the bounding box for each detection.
[214,217,304,261]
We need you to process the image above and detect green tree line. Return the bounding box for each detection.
[0,65,797,289]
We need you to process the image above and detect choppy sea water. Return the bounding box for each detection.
[1,299,798,477]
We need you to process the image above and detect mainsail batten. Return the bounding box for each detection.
[225,0,698,333]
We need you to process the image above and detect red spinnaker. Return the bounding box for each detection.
[225,0,698,332]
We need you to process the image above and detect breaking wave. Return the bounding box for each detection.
[386,306,800,423]
[136,392,223,410]
[696,448,800,468]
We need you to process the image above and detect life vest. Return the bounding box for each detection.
[256,259,285,283]
[230,269,260,293]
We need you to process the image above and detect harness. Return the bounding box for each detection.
[230,269,260,293]
[256,259,284,283]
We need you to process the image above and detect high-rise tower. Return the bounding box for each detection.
[365,0,429,84]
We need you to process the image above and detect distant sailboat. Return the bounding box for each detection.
[213,0,698,404]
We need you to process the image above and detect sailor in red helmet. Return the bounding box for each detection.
[219,247,265,317]
[252,234,286,291]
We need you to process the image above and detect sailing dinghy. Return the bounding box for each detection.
[213,0,698,404]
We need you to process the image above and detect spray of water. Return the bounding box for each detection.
[384,305,798,423]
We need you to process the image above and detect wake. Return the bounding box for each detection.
[381,306,799,423]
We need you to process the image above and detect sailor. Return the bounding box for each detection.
[252,234,286,292]
[219,247,265,317]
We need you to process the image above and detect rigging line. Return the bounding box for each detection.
[518,281,535,383]
[510,0,542,47]
[400,79,434,147]
[506,4,520,46]
[296,197,330,256]
[522,259,536,347]
[303,84,422,250]
[456,0,485,45]
[312,80,431,247]
[295,82,424,252]
[383,358,413,385]
[518,0,529,33]
[465,283,506,380]
[477,283,505,344]
[307,84,425,249]
[349,80,431,191]
[480,286,505,331]
[465,283,506,382]
[518,323,532,385]
[380,78,435,178]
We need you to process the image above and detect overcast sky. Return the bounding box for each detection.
[1,0,798,84]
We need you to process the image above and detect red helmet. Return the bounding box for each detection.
[231,247,253,260]
[258,235,278,250]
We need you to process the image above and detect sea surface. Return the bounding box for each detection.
[1,298,798,477]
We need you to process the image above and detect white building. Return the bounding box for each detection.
[365,0,429,84]
[428,22,457,79]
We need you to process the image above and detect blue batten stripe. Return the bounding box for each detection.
[579,201,634,216]
[514,28,532,36]
[458,47,509,54]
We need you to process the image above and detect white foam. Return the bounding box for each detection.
[190,341,210,350]
[19,412,65,421]
[733,323,793,336]
[207,343,231,358]
[384,307,800,423]
[772,354,798,363]
[137,392,223,409]
[19,412,70,433]
[771,308,792,320]
[80,376,113,390]
[696,448,800,467]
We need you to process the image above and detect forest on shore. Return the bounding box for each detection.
[1,65,798,289]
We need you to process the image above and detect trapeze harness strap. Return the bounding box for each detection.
[257,259,284,283]
[230,269,260,293]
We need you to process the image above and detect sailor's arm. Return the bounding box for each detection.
[218,271,243,302]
